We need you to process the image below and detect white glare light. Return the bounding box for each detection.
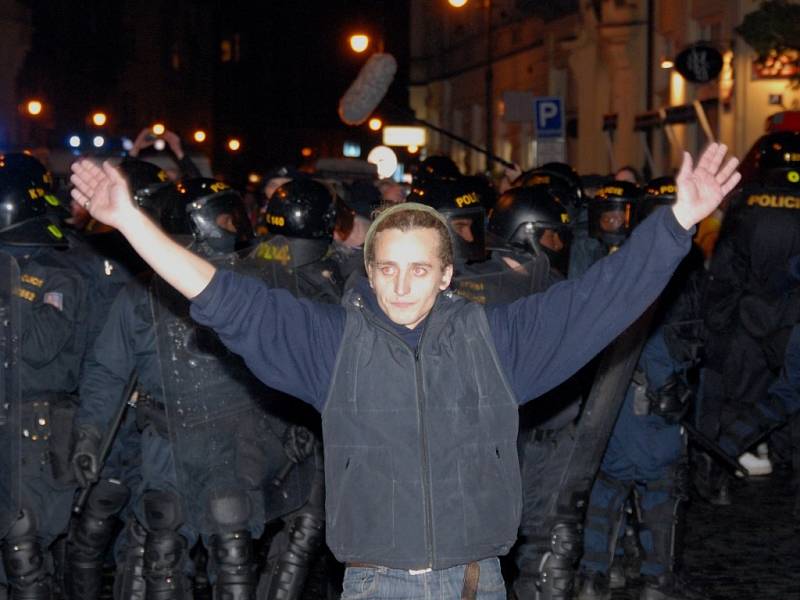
[68,135,81,148]
[154,139,166,151]
[92,135,105,148]
[121,137,133,151]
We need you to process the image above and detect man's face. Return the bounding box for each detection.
[450,217,475,243]
[367,227,453,329]
[538,228,564,252]
[599,209,625,233]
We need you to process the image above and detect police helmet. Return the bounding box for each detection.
[159,178,253,254]
[0,169,66,247]
[638,176,677,223]
[518,162,584,209]
[0,153,64,218]
[408,176,487,263]
[488,184,572,275]
[588,181,641,247]
[741,131,800,187]
[265,179,336,241]
[118,158,173,215]
[416,155,461,181]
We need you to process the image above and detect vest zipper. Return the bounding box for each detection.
[359,301,437,569]
[414,319,435,569]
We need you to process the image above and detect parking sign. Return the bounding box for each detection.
[534,97,564,139]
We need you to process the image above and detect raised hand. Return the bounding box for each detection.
[672,143,741,230]
[70,160,138,231]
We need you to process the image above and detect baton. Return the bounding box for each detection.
[73,371,139,515]
[680,418,749,477]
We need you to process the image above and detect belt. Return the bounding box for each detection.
[345,561,480,599]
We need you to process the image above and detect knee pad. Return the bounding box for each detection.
[6,509,37,539]
[208,490,252,532]
[142,490,183,532]
[70,480,132,562]
[2,510,51,595]
[86,479,131,519]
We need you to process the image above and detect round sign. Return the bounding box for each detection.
[675,43,723,84]
[367,145,398,179]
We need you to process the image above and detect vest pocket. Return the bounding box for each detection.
[327,445,396,554]
[458,442,519,545]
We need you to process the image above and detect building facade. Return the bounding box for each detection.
[409,0,800,177]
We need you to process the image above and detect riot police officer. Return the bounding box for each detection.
[0,165,89,600]
[488,184,584,600]
[74,178,316,600]
[251,178,343,303]
[64,158,176,600]
[487,184,573,281]
[698,133,800,502]
[247,177,342,600]
[578,179,707,600]
[408,174,545,304]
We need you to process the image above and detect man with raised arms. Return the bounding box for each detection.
[71,144,739,600]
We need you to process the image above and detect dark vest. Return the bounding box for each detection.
[322,290,521,570]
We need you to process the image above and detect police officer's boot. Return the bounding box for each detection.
[211,531,256,600]
[639,573,709,600]
[575,571,609,600]
[140,491,189,600]
[525,522,581,600]
[263,450,325,600]
[114,518,147,600]
[207,491,257,600]
[1,510,53,600]
[66,479,130,600]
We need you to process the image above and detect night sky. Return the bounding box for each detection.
[17,0,410,176]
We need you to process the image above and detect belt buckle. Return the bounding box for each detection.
[408,568,432,575]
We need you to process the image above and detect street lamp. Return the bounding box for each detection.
[26,100,43,116]
[227,138,241,152]
[152,123,166,136]
[448,0,469,6]
[368,117,383,131]
[350,33,370,53]
[92,112,107,127]
[193,130,207,143]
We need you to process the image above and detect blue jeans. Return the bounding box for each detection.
[341,558,506,600]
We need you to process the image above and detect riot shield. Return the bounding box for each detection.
[246,236,342,303]
[545,303,657,526]
[150,274,313,531]
[0,251,21,538]
[452,252,549,305]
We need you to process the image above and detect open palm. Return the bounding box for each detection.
[70,160,137,230]
[673,143,741,230]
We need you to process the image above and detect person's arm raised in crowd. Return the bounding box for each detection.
[490,143,741,402]
[70,160,215,299]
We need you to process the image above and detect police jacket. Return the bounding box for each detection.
[190,207,693,568]
[11,248,89,397]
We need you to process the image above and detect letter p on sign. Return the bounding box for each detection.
[534,97,564,139]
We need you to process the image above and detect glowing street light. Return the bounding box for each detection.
[92,112,107,126]
[448,0,469,7]
[227,138,241,152]
[92,135,105,148]
[193,130,207,143]
[407,145,419,154]
[350,34,370,53]
[26,100,43,116]
[301,147,313,158]
[368,117,383,131]
[152,123,166,136]
[68,135,81,148]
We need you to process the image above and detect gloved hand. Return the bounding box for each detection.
[71,424,102,487]
[282,425,315,464]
